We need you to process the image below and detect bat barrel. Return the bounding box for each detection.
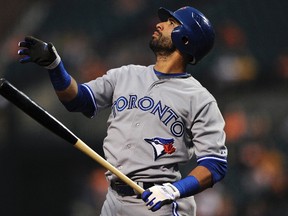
[0,78,78,145]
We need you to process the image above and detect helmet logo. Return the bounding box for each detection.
[179,6,188,11]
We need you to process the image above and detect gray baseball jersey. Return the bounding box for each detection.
[85,64,227,184]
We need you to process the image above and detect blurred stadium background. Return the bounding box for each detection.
[0,0,287,215]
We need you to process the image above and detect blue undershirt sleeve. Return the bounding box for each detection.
[61,84,97,118]
[198,157,228,184]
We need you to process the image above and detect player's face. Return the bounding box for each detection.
[149,17,179,56]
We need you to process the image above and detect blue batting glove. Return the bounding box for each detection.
[141,183,180,212]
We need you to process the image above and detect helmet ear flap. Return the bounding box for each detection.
[171,25,194,58]
[172,26,197,64]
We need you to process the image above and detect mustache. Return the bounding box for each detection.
[154,29,162,37]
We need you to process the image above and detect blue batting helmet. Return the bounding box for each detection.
[158,6,215,64]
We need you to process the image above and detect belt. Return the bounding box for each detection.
[110,181,155,196]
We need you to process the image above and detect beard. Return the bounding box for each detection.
[149,33,177,57]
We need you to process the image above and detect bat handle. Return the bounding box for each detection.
[74,139,145,194]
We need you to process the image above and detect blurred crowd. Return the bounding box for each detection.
[0,0,287,216]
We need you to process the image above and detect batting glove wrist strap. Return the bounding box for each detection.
[44,46,61,70]
[141,183,180,212]
[163,183,181,199]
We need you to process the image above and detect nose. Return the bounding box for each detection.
[156,22,163,31]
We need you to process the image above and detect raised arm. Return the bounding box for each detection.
[18,36,96,117]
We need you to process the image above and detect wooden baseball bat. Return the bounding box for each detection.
[0,78,144,194]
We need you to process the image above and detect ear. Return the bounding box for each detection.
[181,36,189,45]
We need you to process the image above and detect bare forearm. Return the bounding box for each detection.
[188,166,213,190]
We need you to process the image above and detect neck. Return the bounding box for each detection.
[154,51,187,74]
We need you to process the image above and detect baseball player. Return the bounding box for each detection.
[17,6,228,216]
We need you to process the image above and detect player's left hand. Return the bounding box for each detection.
[141,183,180,212]
[18,36,61,69]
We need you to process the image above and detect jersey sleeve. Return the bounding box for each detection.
[84,67,120,113]
[191,101,227,162]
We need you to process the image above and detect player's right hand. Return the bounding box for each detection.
[141,183,180,212]
[18,36,61,69]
